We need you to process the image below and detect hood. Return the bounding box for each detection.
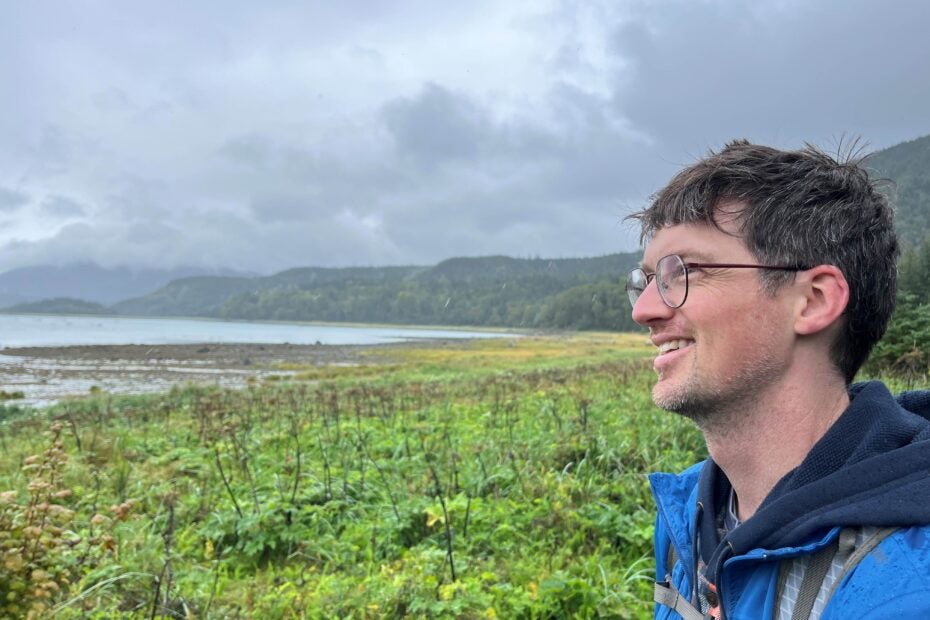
[699,381,930,582]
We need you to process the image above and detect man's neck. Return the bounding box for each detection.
[702,373,850,522]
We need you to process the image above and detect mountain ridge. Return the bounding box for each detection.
[4,133,929,331]
[0,263,253,308]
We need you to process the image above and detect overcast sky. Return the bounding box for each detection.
[2,0,929,274]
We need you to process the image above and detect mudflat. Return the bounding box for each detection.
[0,340,466,407]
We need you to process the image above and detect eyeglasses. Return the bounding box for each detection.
[626,254,806,309]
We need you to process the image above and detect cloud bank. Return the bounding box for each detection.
[1,0,928,273]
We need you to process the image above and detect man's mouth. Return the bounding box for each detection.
[657,339,694,356]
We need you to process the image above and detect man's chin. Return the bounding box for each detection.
[652,379,687,411]
[652,382,714,421]
[653,389,686,414]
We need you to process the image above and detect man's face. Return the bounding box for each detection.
[632,220,796,424]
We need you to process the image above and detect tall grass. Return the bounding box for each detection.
[0,334,712,617]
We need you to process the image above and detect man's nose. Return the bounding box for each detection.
[631,280,675,326]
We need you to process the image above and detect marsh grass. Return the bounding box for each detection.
[0,332,706,618]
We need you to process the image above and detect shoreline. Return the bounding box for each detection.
[0,340,470,408]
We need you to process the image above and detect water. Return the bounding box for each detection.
[0,314,513,348]
[0,314,518,407]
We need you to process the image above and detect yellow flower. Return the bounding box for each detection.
[425,509,444,528]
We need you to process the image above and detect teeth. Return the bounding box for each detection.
[658,339,692,354]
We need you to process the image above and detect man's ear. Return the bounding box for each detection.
[793,265,850,336]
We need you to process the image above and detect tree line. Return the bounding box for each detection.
[215,270,642,332]
[867,234,930,378]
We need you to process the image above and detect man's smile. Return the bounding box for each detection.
[653,338,695,373]
[657,338,694,356]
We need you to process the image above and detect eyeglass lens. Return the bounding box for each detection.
[625,254,688,309]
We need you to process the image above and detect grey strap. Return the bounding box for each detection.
[783,527,893,620]
[791,529,849,620]
[823,527,899,605]
[774,559,792,616]
[655,542,706,620]
[654,581,707,620]
[665,542,678,580]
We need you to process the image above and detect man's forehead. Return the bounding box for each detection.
[639,247,716,269]
[640,222,748,267]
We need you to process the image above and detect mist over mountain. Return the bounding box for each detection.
[0,263,253,308]
[3,133,929,332]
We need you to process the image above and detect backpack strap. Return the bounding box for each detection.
[822,526,900,603]
[775,527,900,620]
[654,541,709,620]
[654,580,707,620]
[790,529,853,620]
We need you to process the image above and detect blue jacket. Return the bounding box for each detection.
[650,382,930,619]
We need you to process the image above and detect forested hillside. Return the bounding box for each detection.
[6,134,930,334]
[2,297,109,315]
[863,134,930,377]
[870,233,930,377]
[112,254,643,331]
[868,133,930,246]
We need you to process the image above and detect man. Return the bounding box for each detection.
[626,140,930,619]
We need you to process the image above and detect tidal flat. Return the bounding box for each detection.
[0,340,470,406]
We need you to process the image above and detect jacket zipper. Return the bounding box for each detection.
[716,541,735,620]
[692,502,705,608]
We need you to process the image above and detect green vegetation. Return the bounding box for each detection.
[1,297,109,316]
[868,133,930,247]
[111,254,643,332]
[0,334,712,618]
[866,233,930,381]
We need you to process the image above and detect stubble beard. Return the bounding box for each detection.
[652,349,782,435]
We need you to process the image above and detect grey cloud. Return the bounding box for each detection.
[215,135,404,223]
[0,187,29,211]
[21,124,106,182]
[102,175,172,221]
[380,81,651,197]
[383,83,485,165]
[210,88,640,263]
[3,1,929,274]
[41,195,86,217]
[0,208,406,274]
[249,191,331,222]
[218,134,275,168]
[367,80,661,261]
[610,0,930,153]
[92,88,136,112]
[347,45,385,69]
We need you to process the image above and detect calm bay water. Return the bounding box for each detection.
[0,314,513,349]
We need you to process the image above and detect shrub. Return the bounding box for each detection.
[0,423,127,618]
[867,293,930,381]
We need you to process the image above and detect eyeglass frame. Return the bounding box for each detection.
[626,254,808,309]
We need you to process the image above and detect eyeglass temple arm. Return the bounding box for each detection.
[685,263,804,271]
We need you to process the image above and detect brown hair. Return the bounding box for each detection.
[628,139,898,383]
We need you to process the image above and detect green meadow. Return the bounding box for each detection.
[3,333,921,619]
